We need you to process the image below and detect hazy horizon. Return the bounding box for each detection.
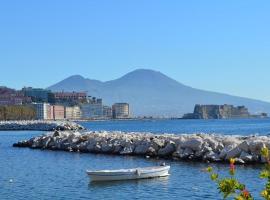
[2,68,270,104]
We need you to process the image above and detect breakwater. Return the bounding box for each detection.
[13,131,270,164]
[0,120,84,131]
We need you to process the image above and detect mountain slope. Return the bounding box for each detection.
[48,69,270,117]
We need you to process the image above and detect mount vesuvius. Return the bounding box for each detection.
[47,69,270,117]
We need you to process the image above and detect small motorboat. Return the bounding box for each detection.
[86,165,170,182]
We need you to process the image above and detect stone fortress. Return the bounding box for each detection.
[183,104,268,119]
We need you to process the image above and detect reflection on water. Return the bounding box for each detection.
[89,176,170,188]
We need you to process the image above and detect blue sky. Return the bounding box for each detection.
[0,0,269,102]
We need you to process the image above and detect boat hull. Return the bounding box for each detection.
[87,166,170,182]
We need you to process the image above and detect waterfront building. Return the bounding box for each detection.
[81,103,103,119]
[54,91,87,104]
[52,105,65,120]
[65,106,82,120]
[32,103,51,120]
[0,86,32,105]
[112,103,130,119]
[47,105,54,120]
[33,103,65,120]
[0,96,23,105]
[22,87,52,103]
[81,98,103,119]
[86,97,102,104]
[103,105,112,118]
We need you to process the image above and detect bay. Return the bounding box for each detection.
[1,119,270,200]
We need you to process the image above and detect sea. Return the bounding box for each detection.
[1,119,270,200]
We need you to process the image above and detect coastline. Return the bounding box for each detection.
[74,117,270,122]
[0,120,84,131]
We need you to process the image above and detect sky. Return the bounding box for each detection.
[0,0,269,102]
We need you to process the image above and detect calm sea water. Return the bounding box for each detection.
[1,119,270,200]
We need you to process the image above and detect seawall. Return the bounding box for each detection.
[13,131,270,164]
[0,120,84,131]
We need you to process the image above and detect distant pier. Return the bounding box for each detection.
[0,120,84,131]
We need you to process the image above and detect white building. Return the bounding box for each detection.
[81,103,103,119]
[112,103,130,119]
[65,106,82,120]
[32,103,51,120]
[103,105,112,118]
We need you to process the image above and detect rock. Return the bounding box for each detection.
[260,155,268,163]
[172,145,184,158]
[182,137,204,151]
[194,150,203,158]
[31,137,42,148]
[203,151,220,162]
[239,151,253,162]
[174,137,186,146]
[180,148,193,159]
[235,158,245,164]
[43,137,52,148]
[249,140,265,155]
[13,140,30,147]
[94,144,102,152]
[0,120,84,131]
[216,143,225,152]
[158,141,175,156]
[223,137,241,146]
[12,130,270,164]
[151,138,165,149]
[67,132,81,141]
[145,146,156,156]
[204,136,220,151]
[113,145,123,153]
[53,131,60,137]
[219,145,236,159]
[77,141,88,152]
[120,145,134,155]
[238,141,249,152]
[101,142,114,153]
[134,142,151,155]
[201,145,213,154]
[86,139,97,152]
[225,147,242,160]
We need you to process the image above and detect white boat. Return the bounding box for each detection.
[86,165,170,182]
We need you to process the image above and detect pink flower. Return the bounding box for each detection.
[242,189,250,198]
[229,163,235,175]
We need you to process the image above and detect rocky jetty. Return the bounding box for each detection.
[13,130,270,164]
[0,120,84,131]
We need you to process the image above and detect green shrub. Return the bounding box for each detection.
[206,146,270,200]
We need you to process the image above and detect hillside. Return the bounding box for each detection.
[48,69,270,117]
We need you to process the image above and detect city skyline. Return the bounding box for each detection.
[1,1,270,102]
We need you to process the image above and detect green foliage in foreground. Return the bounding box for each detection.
[0,105,36,120]
[206,146,270,200]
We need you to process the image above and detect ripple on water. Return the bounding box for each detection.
[2,119,270,199]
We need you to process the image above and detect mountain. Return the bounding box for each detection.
[48,69,270,117]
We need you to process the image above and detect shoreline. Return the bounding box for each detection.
[13,130,270,164]
[0,120,84,131]
[75,117,270,123]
